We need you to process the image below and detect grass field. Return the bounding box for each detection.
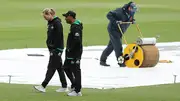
[0,0,180,49]
[0,83,180,101]
[0,0,180,100]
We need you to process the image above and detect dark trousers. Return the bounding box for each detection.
[100,27,123,62]
[42,55,67,88]
[63,59,81,93]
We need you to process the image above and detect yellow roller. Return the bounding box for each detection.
[123,43,159,68]
[117,22,160,68]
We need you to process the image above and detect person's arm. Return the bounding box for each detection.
[52,21,64,56]
[66,25,82,58]
[107,8,124,25]
[106,10,117,23]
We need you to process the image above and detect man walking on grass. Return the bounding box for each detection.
[62,10,83,96]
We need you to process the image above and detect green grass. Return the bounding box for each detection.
[0,0,180,49]
[0,83,180,101]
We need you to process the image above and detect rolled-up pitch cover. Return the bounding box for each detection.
[136,37,156,45]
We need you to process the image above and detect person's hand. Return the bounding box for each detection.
[50,49,62,56]
[132,19,136,24]
[116,21,122,24]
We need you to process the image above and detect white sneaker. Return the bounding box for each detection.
[67,91,82,96]
[33,85,46,93]
[56,87,69,92]
[68,87,75,93]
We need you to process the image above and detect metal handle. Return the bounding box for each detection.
[117,23,128,45]
[120,22,133,24]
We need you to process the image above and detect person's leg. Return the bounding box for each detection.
[41,56,57,88]
[109,31,125,67]
[100,40,113,65]
[64,59,76,89]
[34,56,56,92]
[100,27,114,66]
[56,57,67,88]
[67,59,82,96]
[72,60,81,93]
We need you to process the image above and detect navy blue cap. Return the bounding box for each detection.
[62,10,76,18]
